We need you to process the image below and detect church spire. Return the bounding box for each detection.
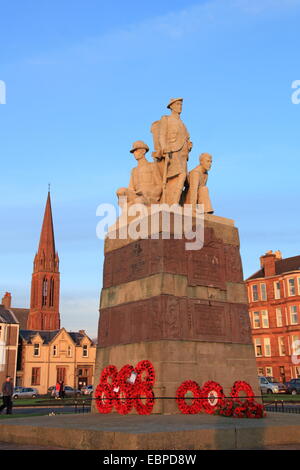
[27,191,60,331]
[36,191,58,269]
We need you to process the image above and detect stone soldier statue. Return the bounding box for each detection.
[185,152,214,213]
[151,98,193,204]
[117,140,162,207]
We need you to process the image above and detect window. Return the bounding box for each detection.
[274,281,281,299]
[278,337,286,356]
[295,367,300,379]
[264,338,271,356]
[260,377,268,384]
[49,278,54,307]
[56,367,66,382]
[82,344,88,357]
[291,336,300,355]
[261,310,269,328]
[257,367,264,376]
[298,278,300,295]
[42,278,48,306]
[266,367,273,376]
[33,343,40,357]
[276,308,283,327]
[290,306,298,325]
[252,285,259,301]
[261,283,267,301]
[53,345,57,356]
[255,339,263,357]
[31,367,40,385]
[0,325,2,340]
[288,278,296,296]
[253,312,261,329]
[67,346,72,357]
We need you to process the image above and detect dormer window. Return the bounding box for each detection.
[33,343,40,357]
[82,344,88,357]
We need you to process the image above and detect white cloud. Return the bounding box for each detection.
[24,0,300,66]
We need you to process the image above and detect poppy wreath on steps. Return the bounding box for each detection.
[134,383,155,415]
[230,381,255,405]
[201,381,225,415]
[218,398,234,417]
[176,380,202,414]
[245,401,265,419]
[135,360,156,387]
[100,365,118,386]
[95,383,114,414]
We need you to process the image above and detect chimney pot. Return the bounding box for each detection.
[2,292,12,309]
[260,252,277,277]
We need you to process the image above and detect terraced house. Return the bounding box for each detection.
[246,250,300,382]
[0,298,19,385]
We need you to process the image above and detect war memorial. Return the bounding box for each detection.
[1,98,300,450]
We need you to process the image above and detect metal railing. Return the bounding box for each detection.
[5,395,300,416]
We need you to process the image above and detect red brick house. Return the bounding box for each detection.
[246,251,300,383]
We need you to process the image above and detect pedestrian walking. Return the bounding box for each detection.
[59,380,65,399]
[55,381,60,399]
[0,376,14,415]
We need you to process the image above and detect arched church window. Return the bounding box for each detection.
[42,278,48,306]
[49,278,54,307]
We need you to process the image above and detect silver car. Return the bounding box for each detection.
[80,385,93,396]
[259,376,286,394]
[13,387,39,399]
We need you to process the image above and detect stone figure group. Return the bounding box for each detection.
[117,98,214,213]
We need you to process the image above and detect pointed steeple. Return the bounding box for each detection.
[37,191,56,260]
[27,190,60,331]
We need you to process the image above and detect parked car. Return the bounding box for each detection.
[259,376,286,394]
[48,385,81,397]
[13,387,39,399]
[284,378,300,395]
[81,385,93,396]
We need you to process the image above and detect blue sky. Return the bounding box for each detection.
[0,0,300,338]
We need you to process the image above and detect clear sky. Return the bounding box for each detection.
[1,0,300,338]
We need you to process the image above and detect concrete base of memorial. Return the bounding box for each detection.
[0,413,300,450]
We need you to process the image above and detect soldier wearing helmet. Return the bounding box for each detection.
[117,141,162,207]
[151,98,193,204]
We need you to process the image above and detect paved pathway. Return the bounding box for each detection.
[0,441,68,450]
[0,412,300,450]
[0,441,299,450]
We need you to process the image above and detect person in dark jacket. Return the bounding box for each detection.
[59,380,65,399]
[0,376,14,414]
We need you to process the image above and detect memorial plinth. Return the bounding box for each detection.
[93,212,260,414]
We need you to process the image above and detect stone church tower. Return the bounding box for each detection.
[27,191,60,330]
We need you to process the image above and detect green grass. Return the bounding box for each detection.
[12,397,91,406]
[0,411,75,420]
[262,394,300,402]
